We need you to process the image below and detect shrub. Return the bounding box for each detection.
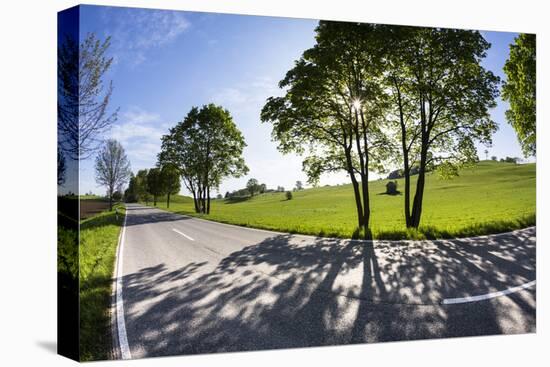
[112,190,123,201]
[386,181,398,195]
[285,191,293,200]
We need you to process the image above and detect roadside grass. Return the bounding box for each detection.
[150,161,535,240]
[79,204,125,361]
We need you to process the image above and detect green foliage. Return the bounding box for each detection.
[436,161,460,179]
[155,161,535,240]
[286,191,293,200]
[159,104,248,213]
[146,167,164,204]
[160,164,181,207]
[383,25,500,227]
[386,181,398,195]
[112,190,123,201]
[261,21,394,230]
[246,178,260,196]
[161,165,181,195]
[136,169,151,203]
[502,33,536,157]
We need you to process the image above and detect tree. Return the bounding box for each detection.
[259,183,267,194]
[262,21,392,235]
[160,164,181,208]
[94,139,131,211]
[159,104,248,214]
[112,190,123,202]
[386,181,398,195]
[58,147,66,186]
[146,168,164,206]
[134,169,151,205]
[286,191,293,200]
[124,173,138,202]
[295,181,304,191]
[501,156,519,164]
[246,178,260,196]
[384,26,499,228]
[484,149,489,160]
[58,33,118,160]
[502,33,536,157]
[491,156,498,161]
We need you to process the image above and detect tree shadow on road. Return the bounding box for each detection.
[119,228,536,358]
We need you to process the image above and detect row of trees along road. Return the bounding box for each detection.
[261,22,500,235]
[125,165,181,208]
[158,104,248,214]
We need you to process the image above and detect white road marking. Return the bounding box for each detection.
[115,209,132,359]
[172,228,195,241]
[442,280,536,305]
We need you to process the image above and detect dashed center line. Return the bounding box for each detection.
[172,228,195,241]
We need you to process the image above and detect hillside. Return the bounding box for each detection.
[152,161,536,239]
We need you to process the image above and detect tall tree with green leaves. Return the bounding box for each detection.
[384,26,499,228]
[160,164,181,208]
[135,169,151,205]
[261,21,392,235]
[159,104,248,214]
[246,178,260,196]
[124,173,138,202]
[58,33,118,160]
[502,33,536,157]
[94,139,131,210]
[146,168,164,206]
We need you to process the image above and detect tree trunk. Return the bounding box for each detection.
[410,136,428,228]
[109,187,113,211]
[350,176,363,228]
[167,192,170,208]
[153,195,157,206]
[201,184,207,214]
[197,186,203,213]
[394,77,413,227]
[206,186,211,214]
[192,190,199,213]
[347,158,364,229]
[360,175,370,236]
[355,110,370,238]
[404,168,412,227]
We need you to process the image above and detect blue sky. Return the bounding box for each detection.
[77,5,528,196]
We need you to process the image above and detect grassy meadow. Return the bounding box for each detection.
[79,204,125,361]
[151,161,535,240]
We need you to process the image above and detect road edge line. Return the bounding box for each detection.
[112,206,132,360]
[442,280,536,305]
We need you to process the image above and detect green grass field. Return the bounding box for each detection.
[79,204,125,361]
[151,161,535,240]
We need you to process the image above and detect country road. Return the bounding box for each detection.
[115,203,536,359]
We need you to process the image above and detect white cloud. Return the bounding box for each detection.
[109,107,169,169]
[101,8,191,67]
[211,76,281,115]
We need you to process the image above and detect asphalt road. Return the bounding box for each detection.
[117,203,536,359]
